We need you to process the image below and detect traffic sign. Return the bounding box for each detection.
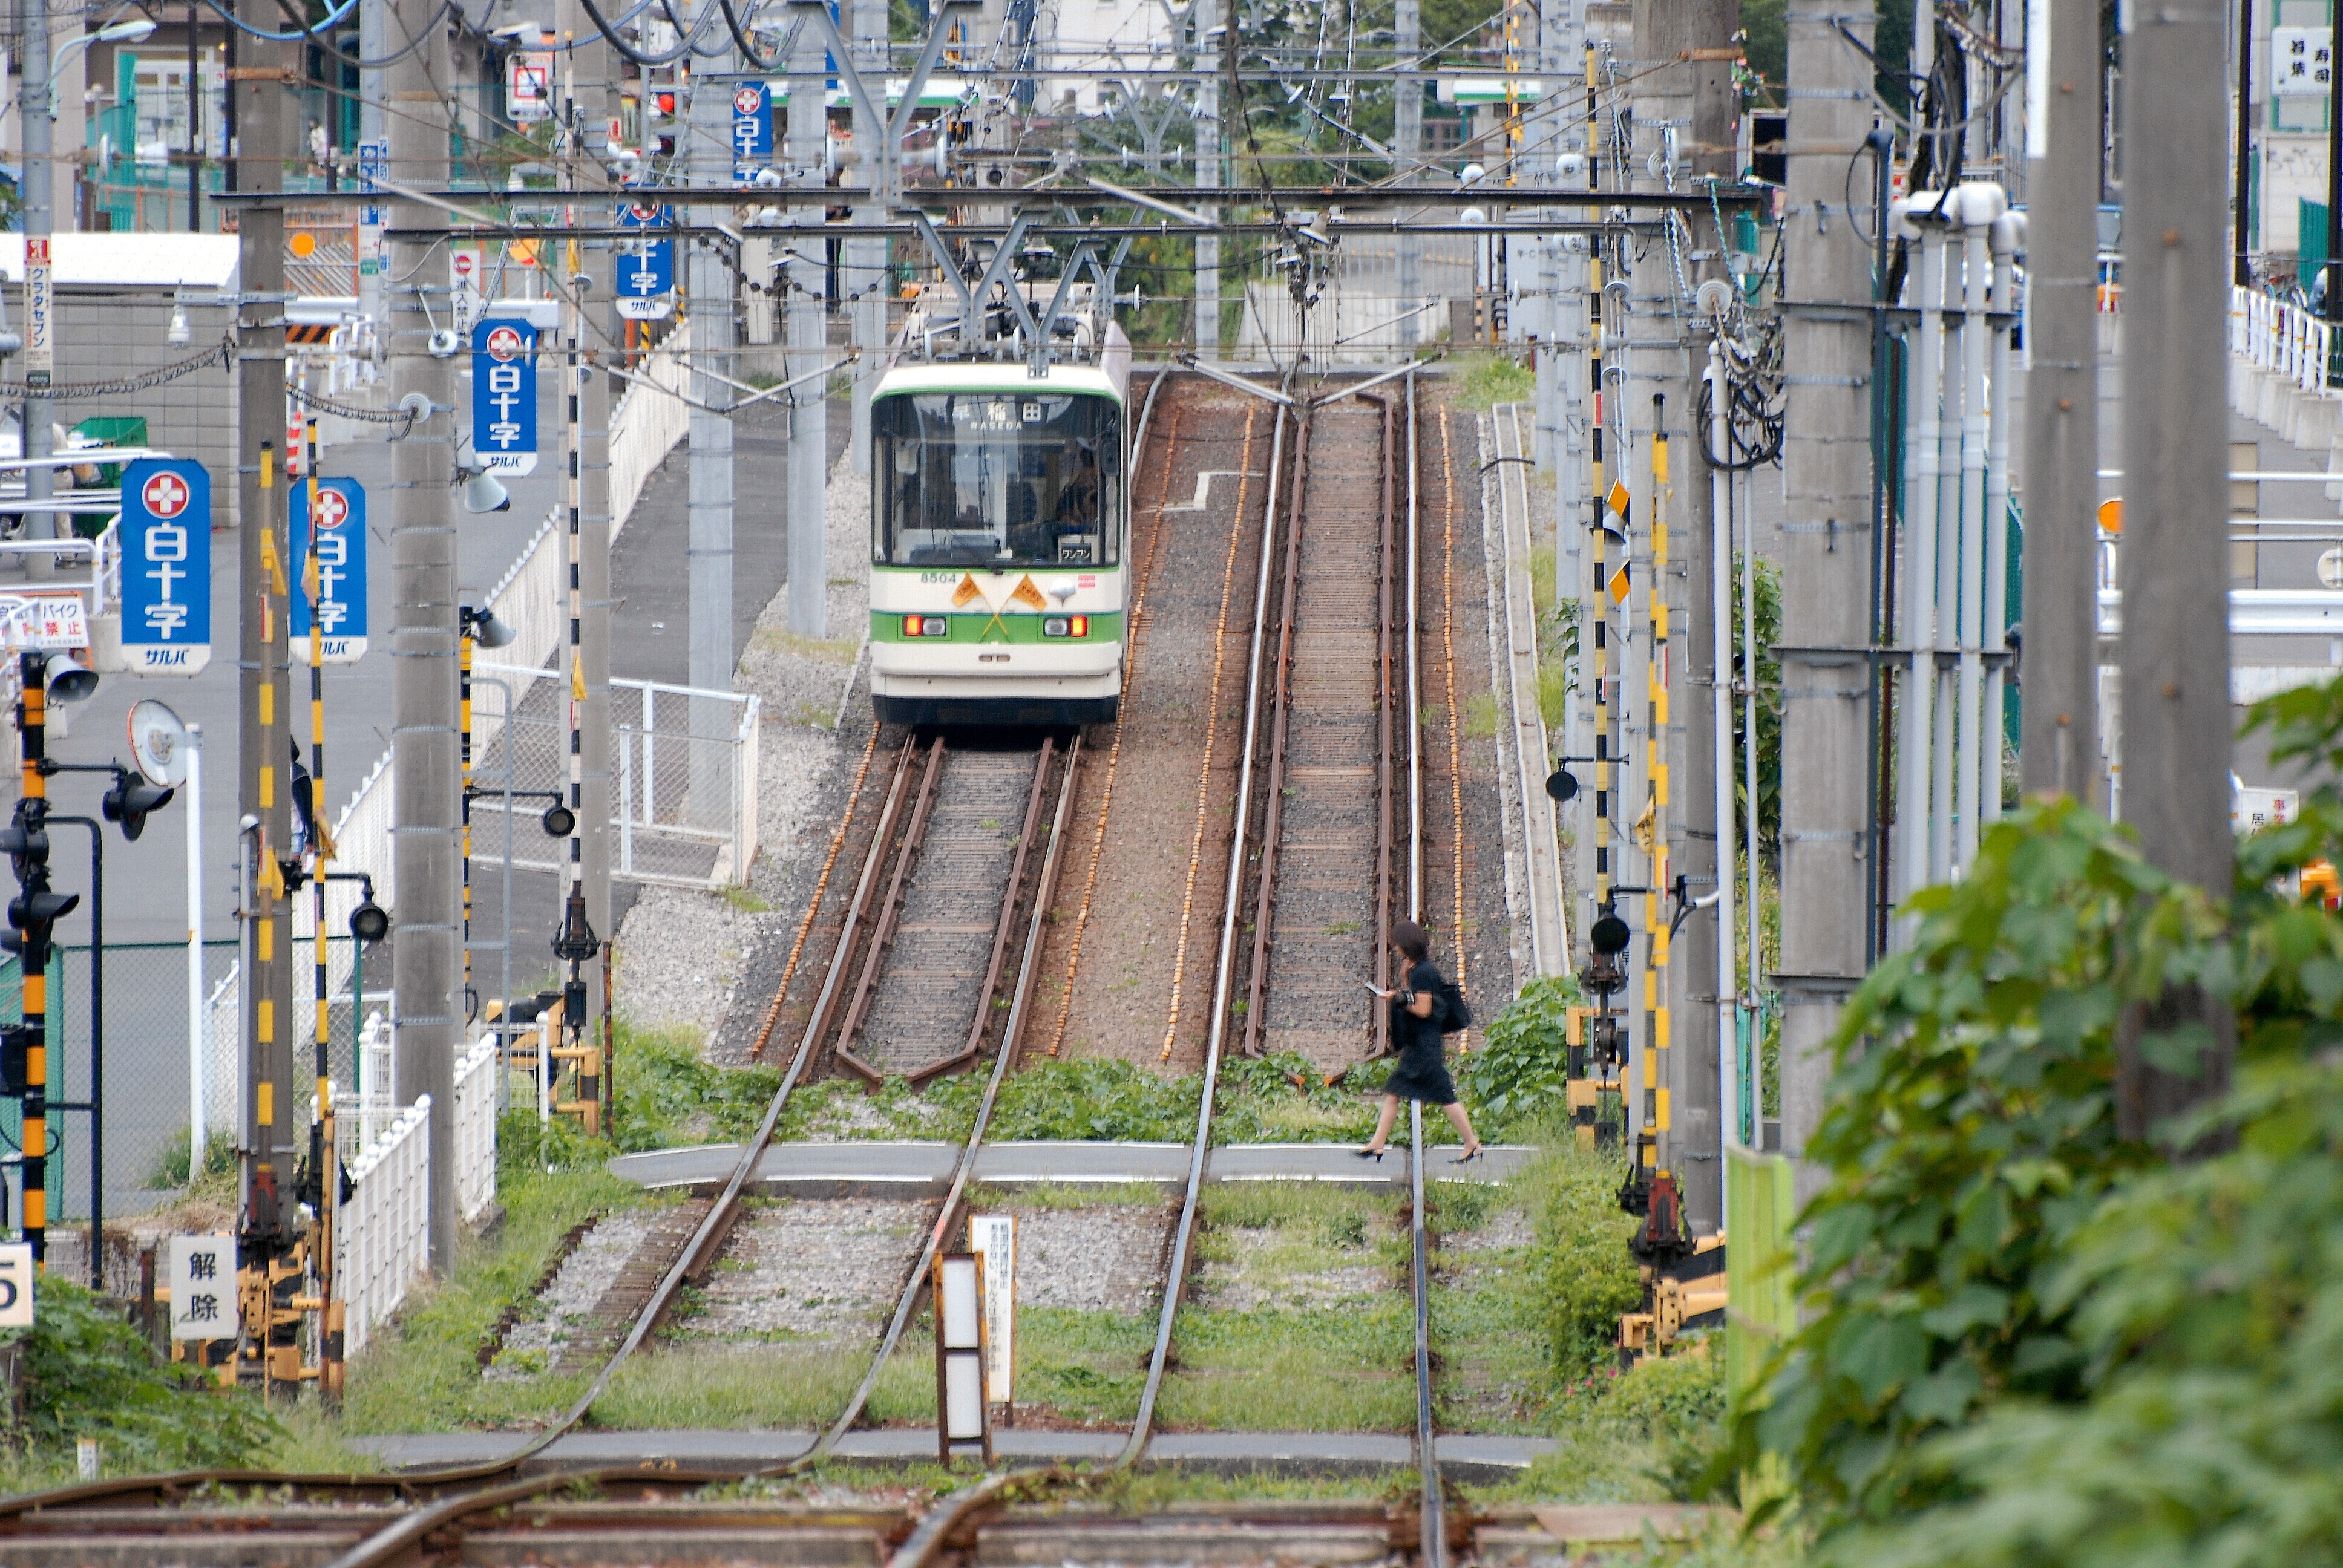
[617,203,676,321]
[0,1243,31,1328]
[291,477,368,664]
[0,595,88,650]
[471,318,540,477]
[508,48,554,122]
[733,80,773,181]
[119,458,212,675]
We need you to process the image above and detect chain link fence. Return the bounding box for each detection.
[0,938,380,1226]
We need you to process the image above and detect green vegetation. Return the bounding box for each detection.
[1453,352,1536,411]
[143,1127,238,1192]
[1464,974,1585,1134]
[1733,552,1783,856]
[1522,1140,1645,1381]
[0,1279,283,1486]
[1720,673,2343,1564]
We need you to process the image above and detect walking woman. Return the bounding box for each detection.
[1359,920,1484,1162]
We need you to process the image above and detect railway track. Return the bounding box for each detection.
[0,369,1474,1568]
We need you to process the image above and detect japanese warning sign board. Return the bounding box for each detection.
[0,595,88,650]
[616,203,675,321]
[169,1235,236,1341]
[733,82,773,181]
[119,458,212,675]
[508,48,554,122]
[24,236,52,388]
[291,477,369,664]
[471,318,540,477]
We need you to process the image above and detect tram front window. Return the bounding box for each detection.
[875,393,1122,569]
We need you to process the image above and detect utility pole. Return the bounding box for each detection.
[1673,0,1735,1237]
[688,34,740,817]
[385,0,460,1272]
[21,0,53,583]
[2116,0,2235,1137]
[2017,0,2100,799]
[785,21,827,638]
[234,0,297,1256]
[1775,0,1874,1197]
[1196,0,1221,356]
[850,0,888,471]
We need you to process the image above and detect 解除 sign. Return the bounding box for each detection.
[291,477,368,663]
[616,203,675,322]
[168,1235,236,1341]
[471,318,540,477]
[119,458,212,675]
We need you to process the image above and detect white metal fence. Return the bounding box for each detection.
[453,1034,500,1223]
[473,663,761,889]
[335,1095,430,1358]
[611,320,693,528]
[2233,285,2333,395]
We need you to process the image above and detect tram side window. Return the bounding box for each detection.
[875,393,1122,570]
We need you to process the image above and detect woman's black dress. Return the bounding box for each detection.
[1383,958,1458,1106]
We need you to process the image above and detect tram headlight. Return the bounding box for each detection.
[903,615,949,638]
[1042,615,1089,638]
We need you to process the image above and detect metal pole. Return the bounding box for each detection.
[2018,0,2099,800]
[848,0,886,471]
[2236,0,2255,287]
[1777,0,1875,1197]
[1899,213,1942,911]
[689,36,742,822]
[2116,0,2236,1134]
[185,725,204,1172]
[787,21,828,639]
[1706,346,1737,1174]
[21,0,54,585]
[1956,211,1990,874]
[1196,0,1224,355]
[385,0,460,1272]
[301,409,340,1400]
[187,2,202,233]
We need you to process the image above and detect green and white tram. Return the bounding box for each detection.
[868,334,1133,728]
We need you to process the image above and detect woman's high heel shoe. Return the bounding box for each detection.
[1357,1146,1386,1162]
[1455,1143,1486,1165]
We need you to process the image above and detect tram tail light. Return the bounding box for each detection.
[1042,615,1089,638]
[903,615,948,638]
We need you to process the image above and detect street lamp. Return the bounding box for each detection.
[46,18,157,119]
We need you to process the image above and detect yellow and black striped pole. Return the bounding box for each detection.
[301,410,343,1398]
[1644,396,1671,1190]
[15,661,47,1267]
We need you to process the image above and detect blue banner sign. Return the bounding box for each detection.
[616,202,675,322]
[290,477,368,665]
[471,318,540,477]
[118,458,212,675]
[732,81,773,180]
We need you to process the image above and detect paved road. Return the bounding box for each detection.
[352,1427,1556,1483]
[608,1139,1537,1195]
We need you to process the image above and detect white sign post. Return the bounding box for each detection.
[168,1235,237,1341]
[932,1252,991,1463]
[968,1213,1015,1418]
[24,237,52,388]
[0,1242,33,1328]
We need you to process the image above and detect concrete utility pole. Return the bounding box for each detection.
[688,38,739,802]
[1389,0,1415,351]
[1196,0,1221,356]
[1672,0,1735,1236]
[233,0,297,1232]
[786,22,827,638]
[1775,0,1874,1197]
[849,0,888,472]
[2115,0,2235,1135]
[21,0,52,581]
[2017,0,2099,800]
[385,0,460,1271]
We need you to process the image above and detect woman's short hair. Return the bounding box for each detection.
[1392,920,1431,961]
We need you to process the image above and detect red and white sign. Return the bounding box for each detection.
[508,50,554,123]
[0,594,88,650]
[484,324,526,362]
[140,471,192,520]
[311,485,350,531]
[734,87,764,115]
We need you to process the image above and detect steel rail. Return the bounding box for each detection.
[1372,392,1398,1062]
[910,737,1060,1085]
[884,370,1299,1568]
[1398,373,1447,1568]
[1241,407,1312,1058]
[836,737,951,1082]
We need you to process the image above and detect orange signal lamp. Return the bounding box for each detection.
[2097,497,2122,536]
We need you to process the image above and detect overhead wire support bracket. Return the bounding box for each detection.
[1175,356,1297,405]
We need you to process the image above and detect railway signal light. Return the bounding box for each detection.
[2,887,79,956]
[102,774,174,842]
[541,802,576,838]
